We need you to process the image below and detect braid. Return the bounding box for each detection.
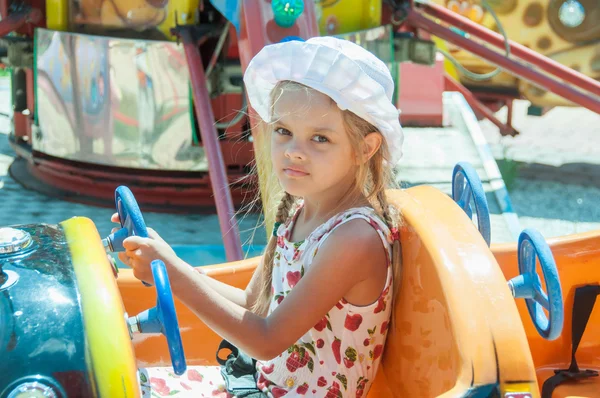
[375,190,403,327]
[252,192,296,315]
[276,192,295,226]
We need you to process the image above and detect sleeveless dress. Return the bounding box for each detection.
[255,204,394,397]
[139,204,394,398]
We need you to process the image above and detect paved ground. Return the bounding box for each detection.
[478,100,600,238]
[480,101,600,169]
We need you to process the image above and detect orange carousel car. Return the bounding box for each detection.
[1,161,598,398]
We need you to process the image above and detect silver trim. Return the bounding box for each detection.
[0,228,32,254]
[0,270,19,291]
[7,381,58,398]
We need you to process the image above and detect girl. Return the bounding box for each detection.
[119,36,404,397]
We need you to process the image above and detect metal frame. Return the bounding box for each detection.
[416,1,600,98]
[0,6,41,37]
[445,75,519,136]
[403,2,600,115]
[172,25,243,262]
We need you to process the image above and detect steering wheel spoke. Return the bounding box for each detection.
[508,228,564,340]
[533,282,550,311]
[458,182,473,217]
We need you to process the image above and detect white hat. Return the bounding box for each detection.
[243,36,404,165]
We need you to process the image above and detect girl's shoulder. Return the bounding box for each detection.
[317,206,391,241]
[291,203,394,249]
[316,207,394,261]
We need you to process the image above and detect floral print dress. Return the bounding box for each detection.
[140,204,394,398]
[255,204,394,397]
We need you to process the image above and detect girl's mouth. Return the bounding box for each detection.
[283,168,309,177]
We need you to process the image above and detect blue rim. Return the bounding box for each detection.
[452,161,492,246]
[115,186,152,287]
[115,186,148,239]
[517,228,564,340]
[152,259,186,375]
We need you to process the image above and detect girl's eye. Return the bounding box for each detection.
[312,135,329,143]
[274,127,291,136]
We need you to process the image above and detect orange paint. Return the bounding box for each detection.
[117,187,542,396]
[493,231,600,396]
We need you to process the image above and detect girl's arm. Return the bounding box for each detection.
[191,259,264,310]
[121,224,264,310]
[192,272,248,309]
[167,219,386,360]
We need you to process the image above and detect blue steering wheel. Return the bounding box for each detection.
[508,228,564,340]
[106,186,149,251]
[106,187,186,372]
[135,260,187,375]
[105,186,154,287]
[452,162,492,246]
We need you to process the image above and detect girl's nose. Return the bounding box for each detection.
[284,141,306,160]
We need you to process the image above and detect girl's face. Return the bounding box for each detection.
[270,88,358,199]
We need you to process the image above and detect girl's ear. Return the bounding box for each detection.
[357,132,382,164]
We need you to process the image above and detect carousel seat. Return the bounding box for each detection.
[493,230,600,398]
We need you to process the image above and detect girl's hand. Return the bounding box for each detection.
[109,212,205,282]
[118,226,180,285]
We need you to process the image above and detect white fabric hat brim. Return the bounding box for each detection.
[243,37,404,165]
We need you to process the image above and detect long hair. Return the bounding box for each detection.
[251,81,403,318]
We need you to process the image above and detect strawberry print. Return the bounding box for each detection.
[314,316,331,332]
[344,313,363,331]
[356,377,369,398]
[364,326,377,346]
[141,367,242,396]
[149,377,170,396]
[325,381,343,398]
[211,389,233,397]
[297,383,309,395]
[286,345,314,373]
[271,387,288,397]
[369,344,384,361]
[252,205,394,397]
[381,321,389,334]
[336,374,348,390]
[274,294,285,304]
[262,363,275,374]
[187,369,203,382]
[343,347,358,369]
[374,296,386,313]
[302,342,317,355]
[257,372,273,390]
[277,236,285,248]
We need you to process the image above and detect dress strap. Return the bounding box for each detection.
[274,201,302,238]
[311,207,393,259]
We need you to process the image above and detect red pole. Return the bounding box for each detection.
[444,75,518,136]
[0,7,42,36]
[178,27,243,262]
[0,0,8,20]
[417,1,600,98]
[405,10,600,114]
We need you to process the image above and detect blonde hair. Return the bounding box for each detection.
[251,81,403,319]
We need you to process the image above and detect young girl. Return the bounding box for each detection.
[119,36,404,397]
